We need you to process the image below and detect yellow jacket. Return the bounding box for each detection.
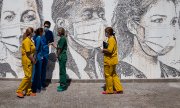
[104,36,118,65]
[21,37,35,65]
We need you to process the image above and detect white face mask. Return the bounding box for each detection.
[73,19,106,49]
[0,22,37,53]
[135,23,176,56]
[105,32,108,37]
[145,29,175,56]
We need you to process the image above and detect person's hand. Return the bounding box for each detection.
[48,43,53,46]
[56,54,58,59]
[52,42,57,48]
[102,49,105,53]
[32,59,36,64]
[49,42,57,48]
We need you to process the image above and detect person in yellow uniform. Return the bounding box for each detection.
[16,27,36,98]
[102,27,123,94]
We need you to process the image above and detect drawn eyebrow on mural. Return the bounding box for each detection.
[150,14,167,18]
[3,10,16,14]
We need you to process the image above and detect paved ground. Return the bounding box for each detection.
[0,80,180,108]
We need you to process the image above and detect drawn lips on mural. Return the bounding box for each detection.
[73,19,105,49]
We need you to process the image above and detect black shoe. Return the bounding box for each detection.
[41,87,46,91]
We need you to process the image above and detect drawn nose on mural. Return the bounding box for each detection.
[73,19,106,49]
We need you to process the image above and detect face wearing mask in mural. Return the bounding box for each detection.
[67,0,106,49]
[131,0,178,57]
[0,0,41,60]
[73,18,106,49]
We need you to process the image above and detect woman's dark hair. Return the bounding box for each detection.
[105,27,115,36]
[35,28,43,36]
[44,21,51,27]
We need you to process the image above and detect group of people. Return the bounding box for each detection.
[15,20,123,98]
[16,21,56,98]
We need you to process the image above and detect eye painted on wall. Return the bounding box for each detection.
[21,10,36,23]
[150,15,167,24]
[3,11,16,22]
[81,8,93,20]
[151,18,163,23]
[97,7,105,20]
[171,17,178,27]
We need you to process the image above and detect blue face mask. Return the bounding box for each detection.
[44,27,49,31]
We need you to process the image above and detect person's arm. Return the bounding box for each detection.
[49,42,57,48]
[36,36,41,52]
[56,37,65,58]
[24,39,36,64]
[51,31,54,43]
[48,31,56,48]
[102,38,115,54]
[27,52,36,64]
[48,31,54,44]
[56,48,62,58]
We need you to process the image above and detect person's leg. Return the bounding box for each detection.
[16,64,33,96]
[32,61,42,93]
[112,65,123,92]
[57,59,67,91]
[32,63,38,93]
[104,65,113,93]
[41,58,48,88]
[60,60,67,86]
[25,82,33,95]
[37,60,42,91]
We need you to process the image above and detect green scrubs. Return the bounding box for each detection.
[57,35,67,88]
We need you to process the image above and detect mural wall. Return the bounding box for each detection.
[0,0,180,79]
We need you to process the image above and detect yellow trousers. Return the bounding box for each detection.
[104,65,123,93]
[16,63,33,95]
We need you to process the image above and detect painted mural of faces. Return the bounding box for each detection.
[115,0,178,58]
[138,0,178,56]
[0,0,41,57]
[55,0,106,49]
[158,0,180,70]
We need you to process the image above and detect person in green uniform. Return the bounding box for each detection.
[56,27,67,92]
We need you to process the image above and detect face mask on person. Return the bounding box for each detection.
[73,19,106,49]
[44,27,49,32]
[105,32,108,37]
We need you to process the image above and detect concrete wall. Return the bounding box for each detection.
[0,0,180,79]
